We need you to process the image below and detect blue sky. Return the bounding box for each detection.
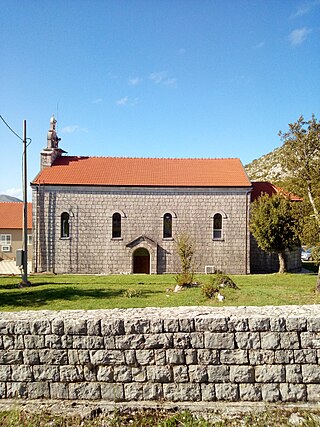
[1,0,319,200]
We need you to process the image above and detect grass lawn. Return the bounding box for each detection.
[0,271,319,312]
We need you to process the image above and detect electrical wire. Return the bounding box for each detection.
[0,114,32,145]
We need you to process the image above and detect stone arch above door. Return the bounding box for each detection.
[126,235,157,274]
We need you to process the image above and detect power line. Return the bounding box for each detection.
[0,114,32,145]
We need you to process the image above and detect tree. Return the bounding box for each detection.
[279,115,320,290]
[250,193,300,273]
[175,233,195,286]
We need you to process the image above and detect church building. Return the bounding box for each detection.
[30,117,300,275]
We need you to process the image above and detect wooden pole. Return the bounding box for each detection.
[21,119,30,286]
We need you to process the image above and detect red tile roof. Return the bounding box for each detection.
[0,202,32,229]
[32,156,251,187]
[251,182,302,202]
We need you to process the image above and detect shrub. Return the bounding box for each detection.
[123,288,142,298]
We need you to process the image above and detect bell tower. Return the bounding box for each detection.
[40,115,66,170]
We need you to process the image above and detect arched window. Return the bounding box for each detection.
[61,212,70,238]
[163,213,172,238]
[112,212,121,238]
[213,213,222,239]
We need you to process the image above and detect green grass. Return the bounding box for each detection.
[0,272,319,312]
[1,408,320,427]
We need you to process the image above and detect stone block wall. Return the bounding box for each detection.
[32,185,250,275]
[1,306,320,403]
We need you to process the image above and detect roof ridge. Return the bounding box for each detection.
[61,156,241,160]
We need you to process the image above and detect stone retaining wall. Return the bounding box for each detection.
[1,306,320,403]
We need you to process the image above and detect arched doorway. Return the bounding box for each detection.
[133,248,150,274]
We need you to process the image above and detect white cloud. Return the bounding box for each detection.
[116,96,139,107]
[92,98,103,104]
[149,71,177,87]
[291,0,320,18]
[61,125,88,134]
[128,77,142,86]
[4,187,23,200]
[288,27,311,46]
[116,96,129,106]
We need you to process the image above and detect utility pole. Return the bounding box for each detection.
[21,119,31,286]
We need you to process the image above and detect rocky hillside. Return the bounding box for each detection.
[244,146,287,183]
[0,194,22,202]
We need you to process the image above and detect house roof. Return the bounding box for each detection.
[251,182,302,202]
[32,156,251,187]
[0,202,32,229]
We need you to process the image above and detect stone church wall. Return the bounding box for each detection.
[1,306,320,403]
[32,186,250,275]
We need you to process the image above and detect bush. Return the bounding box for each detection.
[123,288,142,298]
[202,273,239,300]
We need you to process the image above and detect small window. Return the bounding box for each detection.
[163,213,172,238]
[213,213,222,239]
[0,234,11,245]
[61,212,70,238]
[27,234,32,245]
[112,213,121,238]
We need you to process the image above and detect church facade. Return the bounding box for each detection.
[31,117,300,275]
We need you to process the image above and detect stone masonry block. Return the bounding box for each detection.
[11,365,33,382]
[286,317,307,331]
[300,332,320,348]
[163,318,179,333]
[249,350,274,365]
[24,335,45,349]
[115,334,145,350]
[124,319,150,334]
[255,365,285,383]
[33,365,60,381]
[197,349,219,365]
[132,366,147,382]
[173,333,191,349]
[27,382,50,399]
[270,317,286,332]
[230,365,254,383]
[179,319,194,332]
[173,365,189,383]
[280,332,300,349]
[195,317,228,332]
[274,350,294,364]
[64,319,87,335]
[6,382,28,398]
[280,383,307,402]
[215,384,239,401]
[60,366,84,382]
[307,384,320,402]
[124,383,144,401]
[86,319,101,336]
[23,350,40,365]
[260,332,280,349]
[166,349,185,365]
[135,349,154,365]
[97,366,113,382]
[239,384,262,401]
[14,320,31,335]
[113,366,132,382]
[235,332,260,349]
[0,350,23,365]
[101,384,124,402]
[228,317,249,332]
[50,382,69,399]
[69,382,101,400]
[90,350,125,365]
[261,384,280,402]
[30,319,51,335]
[188,365,208,383]
[39,349,68,365]
[147,365,172,383]
[0,382,5,398]
[144,333,172,349]
[143,383,163,400]
[51,319,64,335]
[0,365,11,381]
[286,365,303,383]
[248,317,270,331]
[68,350,90,365]
[205,333,235,349]
[302,365,320,383]
[201,384,216,401]
[207,365,230,383]
[308,318,320,332]
[294,349,317,364]
[101,319,125,336]
[220,349,248,364]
